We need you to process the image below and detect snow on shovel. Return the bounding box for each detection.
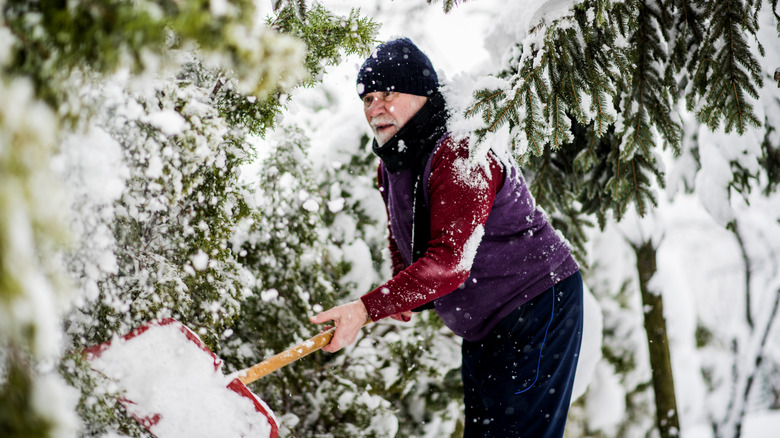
[85,318,348,438]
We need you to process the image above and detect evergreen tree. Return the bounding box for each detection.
[460,1,780,437]
[465,0,780,254]
[701,216,780,438]
[1,1,379,437]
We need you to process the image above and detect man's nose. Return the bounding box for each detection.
[365,98,386,117]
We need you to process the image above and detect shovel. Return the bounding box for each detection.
[233,320,370,384]
[84,318,364,438]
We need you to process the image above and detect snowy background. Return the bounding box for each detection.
[266,0,780,436]
[2,0,779,437]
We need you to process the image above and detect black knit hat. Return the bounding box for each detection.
[356,38,439,98]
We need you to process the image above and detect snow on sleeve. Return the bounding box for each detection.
[457,224,484,273]
[88,322,276,438]
[451,153,491,191]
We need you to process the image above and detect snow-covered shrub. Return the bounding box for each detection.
[2,1,379,436]
[221,125,382,436]
[66,64,257,345]
[0,75,80,438]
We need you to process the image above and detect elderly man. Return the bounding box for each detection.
[311,38,583,437]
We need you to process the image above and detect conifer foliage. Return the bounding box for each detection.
[691,0,764,134]
[466,0,780,256]
[0,1,380,437]
[460,1,780,437]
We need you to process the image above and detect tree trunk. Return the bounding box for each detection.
[633,240,680,438]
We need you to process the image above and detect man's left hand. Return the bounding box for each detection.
[390,311,412,322]
[310,300,369,353]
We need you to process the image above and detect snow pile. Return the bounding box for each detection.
[88,321,277,438]
[486,0,578,66]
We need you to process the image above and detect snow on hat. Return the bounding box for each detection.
[356,38,439,98]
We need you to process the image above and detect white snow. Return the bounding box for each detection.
[302,198,320,212]
[585,361,626,433]
[571,283,602,401]
[456,224,484,273]
[5,0,780,437]
[191,251,209,271]
[31,372,81,438]
[144,109,187,136]
[88,322,275,438]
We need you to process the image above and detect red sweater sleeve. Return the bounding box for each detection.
[361,141,504,321]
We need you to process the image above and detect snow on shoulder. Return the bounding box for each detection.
[447,136,492,191]
[86,319,277,438]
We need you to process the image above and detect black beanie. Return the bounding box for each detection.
[356,38,439,98]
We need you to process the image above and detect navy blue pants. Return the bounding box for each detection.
[461,271,584,438]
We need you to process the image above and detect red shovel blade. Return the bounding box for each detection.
[84,318,279,438]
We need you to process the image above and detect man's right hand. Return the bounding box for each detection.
[310,300,370,353]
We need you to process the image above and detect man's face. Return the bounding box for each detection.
[363,91,427,146]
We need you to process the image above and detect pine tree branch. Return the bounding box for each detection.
[466,0,769,241]
[693,0,762,134]
[492,88,522,133]
[525,86,545,154]
[632,160,645,217]
[574,132,600,173]
[550,93,573,147]
[570,74,585,122]
[466,90,506,118]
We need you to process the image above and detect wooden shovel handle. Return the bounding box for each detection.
[236,321,370,385]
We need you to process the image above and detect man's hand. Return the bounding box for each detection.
[310,300,370,353]
[390,311,412,322]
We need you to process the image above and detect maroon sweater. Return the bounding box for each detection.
[361,135,578,341]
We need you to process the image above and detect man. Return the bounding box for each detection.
[311,38,583,437]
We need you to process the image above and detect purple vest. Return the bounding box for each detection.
[382,136,578,341]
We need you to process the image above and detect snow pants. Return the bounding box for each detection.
[461,271,583,438]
